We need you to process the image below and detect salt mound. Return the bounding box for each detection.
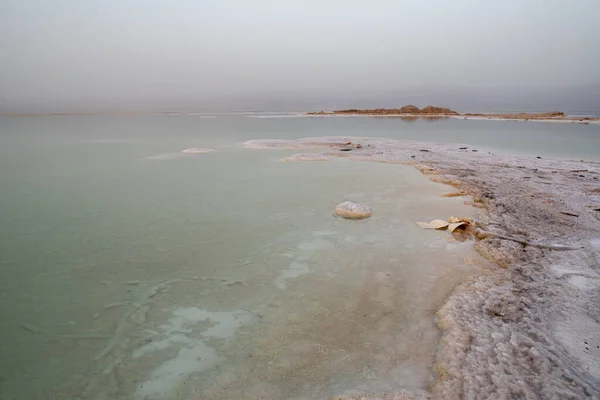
[334,201,372,220]
[182,148,215,154]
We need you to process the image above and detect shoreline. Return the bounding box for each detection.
[306,113,600,125]
[2,112,598,125]
[244,137,600,399]
[307,107,600,125]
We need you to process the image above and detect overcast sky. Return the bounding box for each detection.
[1,0,599,110]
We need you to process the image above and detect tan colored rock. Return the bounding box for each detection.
[334,201,372,220]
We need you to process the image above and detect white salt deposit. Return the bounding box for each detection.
[274,261,311,290]
[133,308,253,399]
[568,275,596,290]
[555,314,600,380]
[134,344,219,400]
[181,148,215,154]
[284,152,330,161]
[296,236,334,252]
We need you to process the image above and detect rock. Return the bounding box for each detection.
[398,104,421,114]
[328,104,459,115]
[419,105,459,115]
[334,201,372,220]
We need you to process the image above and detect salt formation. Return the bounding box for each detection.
[334,201,372,219]
[245,136,600,399]
[181,148,215,154]
[284,152,330,161]
[134,307,253,399]
[417,217,472,233]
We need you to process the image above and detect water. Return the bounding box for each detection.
[0,114,595,399]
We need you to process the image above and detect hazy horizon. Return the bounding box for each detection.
[2,0,600,113]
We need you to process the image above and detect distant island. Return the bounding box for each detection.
[308,105,458,116]
[307,105,599,123]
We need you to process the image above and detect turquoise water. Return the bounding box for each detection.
[0,114,594,399]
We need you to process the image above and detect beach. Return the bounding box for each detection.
[245,136,600,399]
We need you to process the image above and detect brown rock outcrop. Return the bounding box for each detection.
[398,104,421,114]
[420,106,459,115]
[327,105,458,115]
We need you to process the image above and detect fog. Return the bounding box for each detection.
[1,0,599,113]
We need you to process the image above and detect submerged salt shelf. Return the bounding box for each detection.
[5,164,488,400]
[181,147,215,154]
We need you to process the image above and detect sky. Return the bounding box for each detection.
[1,0,600,112]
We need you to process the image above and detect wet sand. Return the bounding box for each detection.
[245,137,600,399]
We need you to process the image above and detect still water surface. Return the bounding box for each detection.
[0,115,596,399]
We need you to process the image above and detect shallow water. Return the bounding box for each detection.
[2,113,590,399]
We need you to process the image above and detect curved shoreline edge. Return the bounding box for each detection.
[245,137,600,399]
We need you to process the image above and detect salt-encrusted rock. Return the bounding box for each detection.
[334,201,372,220]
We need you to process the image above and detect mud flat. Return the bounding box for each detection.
[245,137,600,399]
